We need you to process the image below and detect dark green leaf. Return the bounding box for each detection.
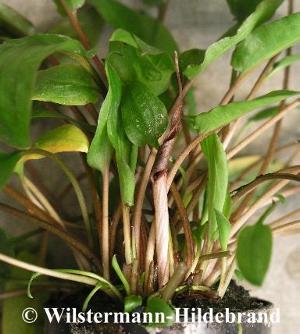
[214,209,231,251]
[50,6,103,47]
[124,295,143,313]
[145,296,174,327]
[90,0,177,53]
[232,13,300,73]
[109,32,174,96]
[0,34,85,148]
[0,152,21,189]
[193,90,300,134]
[226,0,271,22]
[122,83,168,147]
[88,63,121,174]
[201,134,228,239]
[0,3,34,37]
[33,64,99,105]
[182,0,283,79]
[237,222,272,286]
[106,71,136,206]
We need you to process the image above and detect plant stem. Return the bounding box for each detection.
[170,183,194,268]
[0,203,100,269]
[162,262,187,301]
[102,164,110,280]
[227,99,300,159]
[123,204,132,265]
[231,169,300,199]
[0,253,98,286]
[59,0,107,92]
[23,149,93,248]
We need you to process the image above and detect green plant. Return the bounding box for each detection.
[0,0,300,329]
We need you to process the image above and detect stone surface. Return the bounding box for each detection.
[1,0,300,333]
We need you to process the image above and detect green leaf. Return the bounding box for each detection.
[232,13,300,73]
[33,64,99,105]
[109,31,174,96]
[0,34,85,148]
[53,0,85,15]
[34,124,89,154]
[82,283,105,312]
[226,0,268,22]
[100,63,136,206]
[122,83,168,147]
[237,222,272,286]
[0,3,34,37]
[50,6,103,47]
[90,0,177,53]
[112,255,130,295]
[214,209,231,251]
[193,90,300,134]
[124,295,143,313]
[145,296,175,327]
[0,152,21,190]
[88,62,121,173]
[201,134,228,239]
[182,0,283,79]
[249,106,279,122]
[269,54,300,78]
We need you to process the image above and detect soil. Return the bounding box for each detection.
[173,281,271,314]
[45,281,272,334]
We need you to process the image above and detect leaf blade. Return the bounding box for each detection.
[232,13,300,73]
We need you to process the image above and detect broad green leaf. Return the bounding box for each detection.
[106,68,136,205]
[50,6,103,47]
[87,63,121,174]
[109,33,174,96]
[269,54,300,78]
[122,83,168,147]
[0,152,21,189]
[34,124,89,154]
[33,64,99,105]
[249,107,279,122]
[214,209,231,251]
[0,34,85,148]
[226,0,266,22]
[53,0,85,15]
[232,13,300,73]
[90,0,177,53]
[182,0,283,79]
[145,296,175,327]
[201,134,228,239]
[124,295,143,313]
[0,4,34,37]
[193,90,300,133]
[237,222,272,286]
[112,255,130,295]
